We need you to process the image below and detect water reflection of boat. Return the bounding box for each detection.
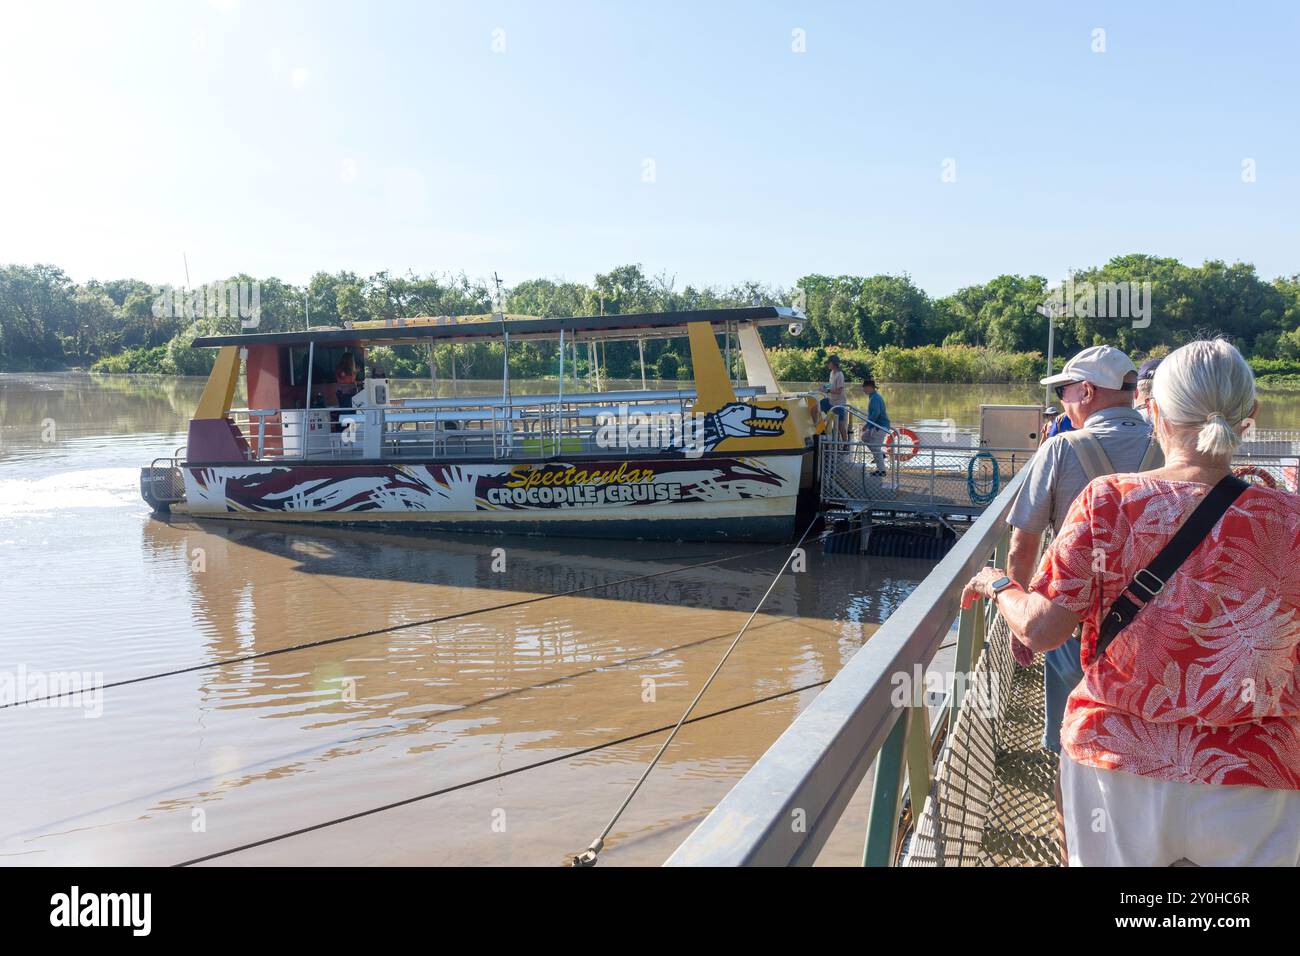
[120,517,918,852]
[139,516,919,724]
[141,308,824,542]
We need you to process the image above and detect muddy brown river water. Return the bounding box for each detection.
[2,374,1294,865]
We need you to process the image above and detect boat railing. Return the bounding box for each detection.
[237,409,280,459]
[394,385,769,411]
[665,465,1032,866]
[140,446,188,510]
[1238,429,1300,458]
[820,431,1300,517]
[1223,452,1300,492]
[819,438,1035,517]
[1242,429,1300,452]
[225,386,774,463]
[828,401,892,433]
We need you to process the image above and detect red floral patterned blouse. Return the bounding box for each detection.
[1030,474,1300,789]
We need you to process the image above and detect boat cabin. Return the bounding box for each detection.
[184,307,819,466]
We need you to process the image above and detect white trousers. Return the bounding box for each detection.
[865,427,886,470]
[1061,754,1300,866]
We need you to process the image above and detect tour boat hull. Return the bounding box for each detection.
[177,452,807,542]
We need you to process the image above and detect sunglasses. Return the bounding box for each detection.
[1054,379,1137,399]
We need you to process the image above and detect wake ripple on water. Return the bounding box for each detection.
[0,467,142,517]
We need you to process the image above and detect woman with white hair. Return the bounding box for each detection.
[963,338,1300,865]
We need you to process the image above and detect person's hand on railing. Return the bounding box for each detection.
[960,567,999,609]
[962,567,1035,666]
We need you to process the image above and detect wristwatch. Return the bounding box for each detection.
[988,575,1018,603]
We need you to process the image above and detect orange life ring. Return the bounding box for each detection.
[1233,465,1277,488]
[884,427,920,462]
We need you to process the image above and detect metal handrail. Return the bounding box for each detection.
[829,401,893,434]
[390,384,769,411]
[227,390,729,463]
[664,466,1028,866]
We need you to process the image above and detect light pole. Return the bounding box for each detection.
[1036,299,1062,408]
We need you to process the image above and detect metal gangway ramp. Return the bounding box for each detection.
[819,435,1035,521]
[666,465,1061,867]
[904,609,1058,866]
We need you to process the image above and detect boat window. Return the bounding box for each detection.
[283,346,366,386]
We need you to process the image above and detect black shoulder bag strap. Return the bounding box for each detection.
[1096,474,1250,657]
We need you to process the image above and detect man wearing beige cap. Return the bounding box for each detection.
[1005,344,1162,862]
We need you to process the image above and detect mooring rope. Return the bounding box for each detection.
[7,519,876,712]
[1,540,812,710]
[6,613,801,843]
[571,514,821,866]
[173,676,832,867]
[10,513,937,864]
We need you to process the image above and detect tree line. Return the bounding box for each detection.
[2,257,1299,383]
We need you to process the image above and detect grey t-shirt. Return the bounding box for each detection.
[1007,405,1156,535]
[827,369,846,405]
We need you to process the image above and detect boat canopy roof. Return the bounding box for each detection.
[190,306,803,349]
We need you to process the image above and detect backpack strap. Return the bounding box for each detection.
[1136,438,1165,472]
[1060,429,1115,482]
[1095,475,1250,657]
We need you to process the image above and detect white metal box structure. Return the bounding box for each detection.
[979,404,1043,451]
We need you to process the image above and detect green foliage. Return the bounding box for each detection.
[654,352,680,380]
[1254,375,1300,390]
[90,346,172,374]
[1245,358,1300,377]
[166,318,221,376]
[7,259,1300,385]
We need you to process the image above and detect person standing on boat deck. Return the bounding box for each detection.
[1003,344,1160,863]
[336,353,358,386]
[862,376,890,476]
[821,356,848,441]
[334,352,360,410]
[965,339,1300,865]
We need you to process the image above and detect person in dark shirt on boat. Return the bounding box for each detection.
[335,353,359,408]
[336,353,358,386]
[862,376,890,476]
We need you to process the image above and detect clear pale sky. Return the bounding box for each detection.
[1,0,1295,295]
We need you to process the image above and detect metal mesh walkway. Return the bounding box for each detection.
[903,611,1059,867]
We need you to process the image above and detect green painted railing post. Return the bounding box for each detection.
[863,710,908,866]
[863,703,931,867]
[948,605,978,728]
[994,530,1009,571]
[904,703,932,823]
[978,529,1012,654]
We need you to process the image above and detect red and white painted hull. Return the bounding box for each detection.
[179,453,807,542]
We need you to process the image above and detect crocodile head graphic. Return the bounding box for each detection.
[710,402,788,439]
[666,402,790,457]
